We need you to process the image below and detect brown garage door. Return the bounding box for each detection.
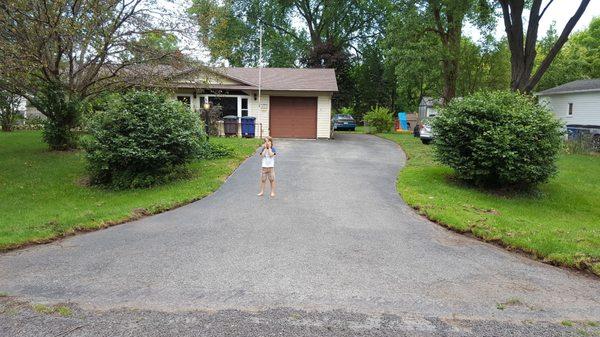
[270,96,317,138]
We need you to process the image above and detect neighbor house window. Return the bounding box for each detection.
[568,103,573,116]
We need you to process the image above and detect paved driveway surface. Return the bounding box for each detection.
[1,134,599,335]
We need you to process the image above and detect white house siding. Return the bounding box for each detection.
[317,95,332,138]
[248,93,270,137]
[426,107,438,117]
[538,91,600,126]
[172,89,333,139]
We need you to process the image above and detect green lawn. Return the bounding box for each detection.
[379,133,600,276]
[0,131,260,250]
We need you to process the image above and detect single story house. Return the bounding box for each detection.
[168,67,338,139]
[24,66,339,139]
[536,79,600,142]
[418,97,442,120]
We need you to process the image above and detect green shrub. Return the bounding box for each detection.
[363,106,393,133]
[29,81,84,150]
[337,106,354,116]
[84,91,204,189]
[198,141,234,160]
[0,91,22,132]
[432,91,564,188]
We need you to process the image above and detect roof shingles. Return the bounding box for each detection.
[537,79,600,95]
[216,67,338,92]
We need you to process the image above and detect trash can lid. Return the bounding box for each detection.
[241,116,256,120]
[223,115,239,119]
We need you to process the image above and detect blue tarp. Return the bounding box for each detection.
[398,112,408,130]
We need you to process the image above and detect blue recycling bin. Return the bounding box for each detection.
[241,116,256,138]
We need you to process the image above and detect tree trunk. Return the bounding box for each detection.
[441,59,458,104]
[1,119,14,132]
[500,0,591,93]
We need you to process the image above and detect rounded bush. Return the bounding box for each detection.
[363,106,393,133]
[84,91,204,189]
[432,91,564,188]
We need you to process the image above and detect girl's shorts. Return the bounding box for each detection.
[261,167,275,181]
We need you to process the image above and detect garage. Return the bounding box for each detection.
[269,96,318,138]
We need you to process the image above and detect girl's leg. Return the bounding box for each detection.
[258,171,266,196]
[269,179,276,197]
[269,170,275,197]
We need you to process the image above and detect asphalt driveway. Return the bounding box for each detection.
[1,133,599,335]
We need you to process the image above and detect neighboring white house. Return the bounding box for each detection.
[418,97,442,120]
[537,79,600,128]
[25,67,339,139]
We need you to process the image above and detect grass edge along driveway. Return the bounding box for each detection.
[378,132,600,277]
[0,131,261,251]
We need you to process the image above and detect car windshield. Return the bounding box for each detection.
[336,114,354,120]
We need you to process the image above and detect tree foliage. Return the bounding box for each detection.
[386,0,495,104]
[536,17,600,91]
[0,91,22,132]
[0,0,183,150]
[189,0,386,108]
[498,0,591,93]
[351,45,397,118]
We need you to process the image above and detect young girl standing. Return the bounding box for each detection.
[258,136,276,197]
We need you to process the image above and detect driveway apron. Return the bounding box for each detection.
[1,133,599,321]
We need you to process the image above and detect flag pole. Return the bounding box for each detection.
[258,25,263,124]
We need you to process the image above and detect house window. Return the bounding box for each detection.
[203,95,251,118]
[241,98,249,117]
[568,103,573,116]
[207,96,237,118]
[177,95,192,108]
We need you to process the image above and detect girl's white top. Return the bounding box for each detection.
[261,147,276,168]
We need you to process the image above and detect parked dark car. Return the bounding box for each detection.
[332,114,356,131]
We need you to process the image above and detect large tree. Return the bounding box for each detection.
[351,44,397,116]
[385,0,496,108]
[498,0,591,93]
[0,0,181,150]
[388,0,494,104]
[384,6,443,112]
[189,0,386,107]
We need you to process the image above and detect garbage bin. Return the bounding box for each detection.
[241,116,256,138]
[223,115,239,136]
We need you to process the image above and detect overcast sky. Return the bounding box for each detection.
[466,1,600,42]
[162,0,600,61]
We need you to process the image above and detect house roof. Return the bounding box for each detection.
[419,97,443,106]
[120,64,338,92]
[215,67,338,92]
[536,79,600,96]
